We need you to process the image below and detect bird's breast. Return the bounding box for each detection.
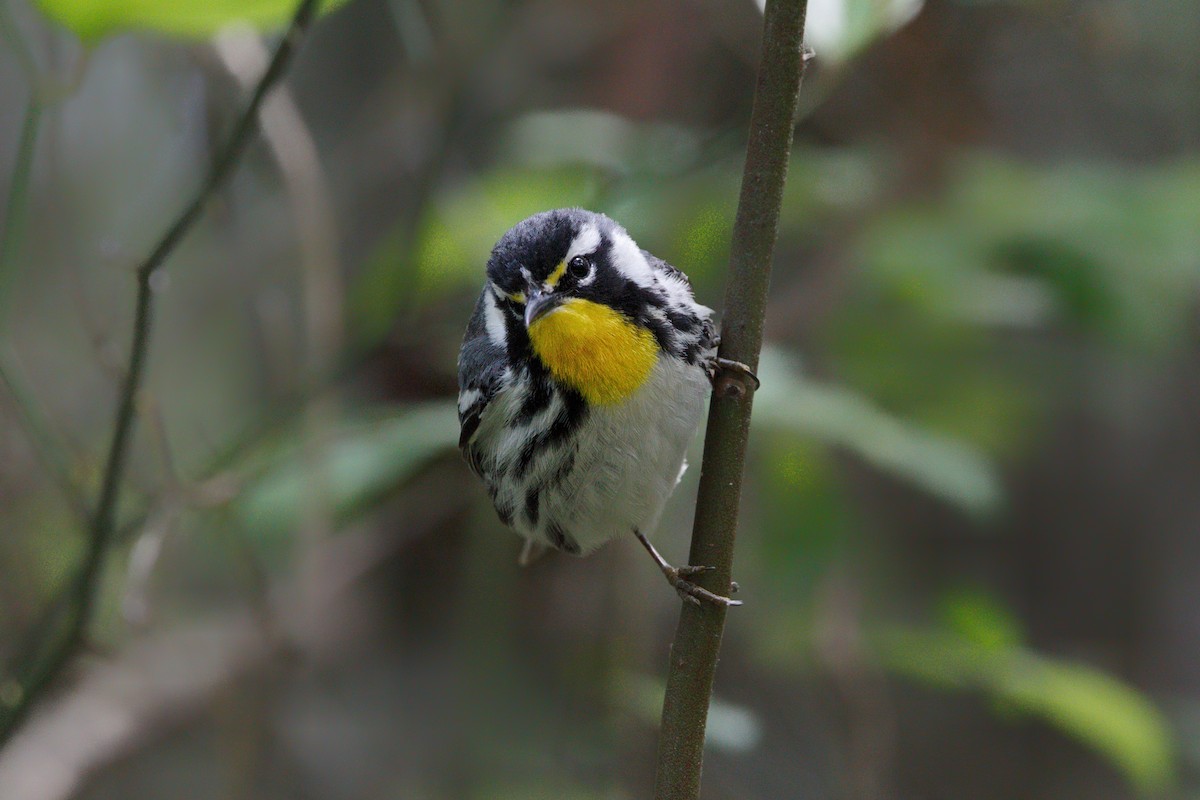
[526,298,658,405]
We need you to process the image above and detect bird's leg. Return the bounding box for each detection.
[518,538,550,567]
[706,355,760,399]
[633,529,742,608]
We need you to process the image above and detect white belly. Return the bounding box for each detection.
[531,354,709,553]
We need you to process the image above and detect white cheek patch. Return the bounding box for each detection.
[565,224,602,262]
[483,289,507,347]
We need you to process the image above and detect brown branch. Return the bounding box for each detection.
[0,0,322,748]
[652,1,810,797]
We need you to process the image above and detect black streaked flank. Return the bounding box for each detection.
[524,488,540,526]
[548,522,580,555]
[515,364,553,424]
[514,389,588,478]
[544,446,577,489]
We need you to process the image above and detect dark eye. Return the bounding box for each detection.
[567,255,590,278]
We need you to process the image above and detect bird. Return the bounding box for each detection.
[457,208,751,606]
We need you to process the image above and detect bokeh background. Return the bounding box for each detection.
[1,0,1198,797]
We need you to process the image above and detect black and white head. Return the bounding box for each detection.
[482,208,712,363]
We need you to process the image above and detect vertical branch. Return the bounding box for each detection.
[653,1,809,798]
[0,0,322,749]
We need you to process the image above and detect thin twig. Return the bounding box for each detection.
[0,0,322,748]
[652,1,810,797]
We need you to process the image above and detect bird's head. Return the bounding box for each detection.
[484,208,663,404]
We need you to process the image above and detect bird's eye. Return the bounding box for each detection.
[568,255,590,278]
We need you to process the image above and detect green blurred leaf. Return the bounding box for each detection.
[35,0,347,41]
[757,441,853,593]
[754,347,1003,515]
[350,167,600,344]
[856,155,1200,347]
[884,628,1177,794]
[415,168,601,296]
[999,659,1176,796]
[938,586,1024,652]
[235,403,457,537]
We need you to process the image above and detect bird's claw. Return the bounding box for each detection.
[707,357,760,399]
[633,529,742,608]
[665,566,742,608]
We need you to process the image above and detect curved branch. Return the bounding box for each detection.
[0,0,322,749]
[653,0,810,797]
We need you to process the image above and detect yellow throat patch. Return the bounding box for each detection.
[527,298,658,405]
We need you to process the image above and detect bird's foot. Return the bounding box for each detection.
[707,357,760,400]
[664,564,742,608]
[634,529,742,608]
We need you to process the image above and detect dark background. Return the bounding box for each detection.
[0,0,1198,797]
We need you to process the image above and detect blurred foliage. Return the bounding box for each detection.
[353,165,603,345]
[1,0,1197,796]
[886,592,1177,795]
[235,402,457,540]
[756,347,1002,515]
[33,0,348,40]
[855,156,1200,348]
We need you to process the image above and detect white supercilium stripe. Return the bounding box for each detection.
[565,223,601,261]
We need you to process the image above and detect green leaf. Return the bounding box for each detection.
[235,403,458,537]
[349,166,599,345]
[938,586,1025,652]
[754,348,1003,515]
[855,155,1200,347]
[998,658,1176,795]
[884,628,1177,794]
[35,0,348,42]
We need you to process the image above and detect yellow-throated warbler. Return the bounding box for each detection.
[457,208,748,606]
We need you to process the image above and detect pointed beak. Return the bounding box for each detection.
[524,289,563,328]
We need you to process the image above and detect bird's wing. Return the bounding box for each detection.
[457,291,508,476]
[640,249,718,356]
[641,248,691,287]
